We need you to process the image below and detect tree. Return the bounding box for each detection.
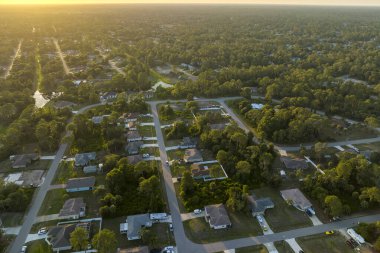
[324,195,343,217]
[70,226,89,251]
[240,87,252,99]
[140,228,158,248]
[226,186,248,212]
[236,161,251,181]
[180,171,195,197]
[374,236,380,252]
[92,229,117,253]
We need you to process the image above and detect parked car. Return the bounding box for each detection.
[164,246,174,251]
[165,160,169,165]
[142,153,150,158]
[257,215,264,223]
[21,246,27,253]
[193,209,202,214]
[37,228,47,235]
[325,230,334,235]
[169,223,173,232]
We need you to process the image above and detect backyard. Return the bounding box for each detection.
[296,233,356,253]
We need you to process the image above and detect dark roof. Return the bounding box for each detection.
[59,198,86,217]
[181,137,197,146]
[281,157,308,169]
[184,149,203,162]
[74,152,96,167]
[127,155,143,165]
[247,196,274,214]
[205,204,231,227]
[47,224,76,249]
[119,247,149,253]
[126,141,144,154]
[280,188,312,210]
[127,131,142,140]
[66,177,95,190]
[10,153,39,168]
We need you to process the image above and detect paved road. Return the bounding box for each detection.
[8,103,103,253]
[8,143,68,253]
[52,38,71,75]
[2,39,23,79]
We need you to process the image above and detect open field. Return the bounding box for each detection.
[236,245,268,253]
[0,212,24,227]
[26,239,53,253]
[296,233,356,253]
[183,212,262,243]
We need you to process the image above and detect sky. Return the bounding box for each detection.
[1,0,380,6]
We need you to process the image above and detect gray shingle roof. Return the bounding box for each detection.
[280,188,312,210]
[59,198,86,217]
[74,152,96,167]
[127,214,152,239]
[281,157,308,169]
[66,176,95,190]
[205,204,231,227]
[247,196,274,214]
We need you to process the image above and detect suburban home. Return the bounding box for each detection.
[281,157,308,170]
[100,91,117,102]
[204,204,232,229]
[123,214,152,240]
[118,247,149,253]
[179,137,197,149]
[127,131,142,142]
[58,197,86,220]
[280,188,312,211]
[127,155,143,165]
[126,141,144,155]
[4,170,44,187]
[10,153,40,169]
[83,165,98,174]
[46,223,90,252]
[183,148,203,163]
[247,195,274,217]
[66,176,95,192]
[74,152,96,167]
[91,115,109,124]
[127,121,138,131]
[125,113,139,122]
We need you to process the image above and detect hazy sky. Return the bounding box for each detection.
[1,0,380,6]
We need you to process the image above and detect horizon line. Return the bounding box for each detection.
[1,2,380,7]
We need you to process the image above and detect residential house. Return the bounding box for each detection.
[125,113,139,123]
[191,163,211,180]
[66,176,95,192]
[127,131,142,142]
[91,115,109,124]
[46,222,90,252]
[58,198,86,220]
[74,152,96,167]
[183,149,203,163]
[179,137,197,149]
[83,165,98,174]
[280,188,312,211]
[100,91,117,103]
[10,153,40,169]
[127,155,143,165]
[127,121,138,131]
[204,204,231,229]
[126,141,144,155]
[118,247,149,253]
[281,157,308,170]
[125,214,152,240]
[247,195,274,217]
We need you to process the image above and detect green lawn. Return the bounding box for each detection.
[253,187,312,232]
[236,245,268,253]
[138,125,156,137]
[0,212,24,227]
[26,239,53,253]
[52,161,80,184]
[297,233,355,253]
[183,212,262,243]
[167,149,185,161]
[274,241,294,253]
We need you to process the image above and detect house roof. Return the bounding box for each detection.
[66,176,95,190]
[74,152,96,166]
[181,137,197,146]
[47,224,76,249]
[127,131,141,140]
[126,214,152,239]
[184,149,203,162]
[59,198,86,217]
[119,247,149,253]
[205,204,231,227]
[191,164,210,178]
[281,157,308,170]
[126,141,144,154]
[10,153,39,168]
[127,155,143,165]
[280,188,312,210]
[247,196,274,214]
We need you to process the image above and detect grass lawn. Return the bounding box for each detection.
[52,161,80,184]
[0,212,24,227]
[138,125,156,137]
[252,187,312,232]
[296,233,355,253]
[357,141,380,152]
[0,159,51,173]
[167,149,185,161]
[274,241,294,253]
[38,189,101,217]
[236,245,268,253]
[26,239,53,253]
[140,147,160,157]
[183,212,262,243]
[102,216,141,249]
[31,220,60,233]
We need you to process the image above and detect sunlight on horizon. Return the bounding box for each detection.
[1,0,380,6]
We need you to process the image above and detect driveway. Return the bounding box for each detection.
[285,238,303,252]
[181,212,205,221]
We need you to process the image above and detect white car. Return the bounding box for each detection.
[37,228,47,235]
[193,209,202,214]
[257,216,264,223]
[21,246,27,253]
[164,246,174,250]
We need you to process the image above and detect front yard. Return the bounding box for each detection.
[252,187,312,232]
[296,233,355,253]
[183,212,262,243]
[26,239,53,253]
[236,245,268,253]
